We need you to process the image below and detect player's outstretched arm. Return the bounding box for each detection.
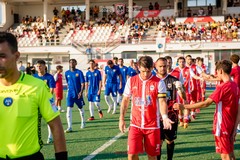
[119,96,130,133]
[48,116,67,160]
[232,99,240,142]
[173,98,213,110]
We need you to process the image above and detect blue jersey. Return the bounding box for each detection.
[86,69,102,95]
[105,65,121,84]
[127,67,139,77]
[65,69,85,98]
[152,68,157,76]
[33,73,56,88]
[119,66,128,84]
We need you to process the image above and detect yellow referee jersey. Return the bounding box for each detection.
[0,73,60,158]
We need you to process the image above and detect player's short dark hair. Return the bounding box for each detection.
[165,56,172,61]
[0,32,18,53]
[107,60,113,65]
[156,57,167,62]
[69,59,77,63]
[177,57,185,62]
[119,58,123,61]
[113,57,118,60]
[185,55,192,59]
[138,56,153,69]
[230,54,239,64]
[88,59,95,63]
[36,60,46,65]
[196,57,201,62]
[216,60,232,74]
[56,65,63,70]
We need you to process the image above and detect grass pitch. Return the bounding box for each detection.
[40,91,240,160]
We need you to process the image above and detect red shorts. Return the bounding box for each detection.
[128,126,161,156]
[197,85,202,101]
[215,136,234,154]
[190,90,198,103]
[54,89,63,100]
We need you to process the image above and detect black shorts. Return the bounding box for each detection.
[160,120,178,141]
[0,151,44,160]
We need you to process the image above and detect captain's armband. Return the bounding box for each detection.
[158,93,167,98]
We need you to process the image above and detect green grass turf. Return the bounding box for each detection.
[40,91,240,160]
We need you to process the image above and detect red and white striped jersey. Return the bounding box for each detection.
[124,74,166,129]
[209,81,239,137]
[175,66,191,94]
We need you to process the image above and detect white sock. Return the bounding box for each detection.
[78,108,85,123]
[94,102,101,111]
[58,106,62,111]
[112,96,117,112]
[238,124,240,130]
[89,102,94,117]
[105,95,112,109]
[47,125,52,139]
[66,107,72,129]
[117,95,122,104]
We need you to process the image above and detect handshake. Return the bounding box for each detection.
[173,81,184,93]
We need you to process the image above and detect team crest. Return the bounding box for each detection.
[115,3,125,16]
[76,73,79,77]
[3,97,13,107]
[150,85,155,91]
[168,83,172,89]
[94,73,97,76]
[113,69,116,72]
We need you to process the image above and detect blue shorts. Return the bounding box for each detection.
[105,83,118,97]
[118,83,126,94]
[88,94,100,102]
[67,96,85,109]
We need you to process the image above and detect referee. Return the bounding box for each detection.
[0,32,67,160]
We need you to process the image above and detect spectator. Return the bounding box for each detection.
[154,2,160,10]
[53,7,59,16]
[18,61,26,72]
[187,8,192,17]
[26,62,36,75]
[149,2,154,10]
[208,4,213,15]
[93,5,99,18]
[198,7,205,16]
[71,7,76,16]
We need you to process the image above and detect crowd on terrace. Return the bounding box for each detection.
[6,2,240,46]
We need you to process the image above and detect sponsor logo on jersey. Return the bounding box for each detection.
[132,86,138,90]
[113,69,116,72]
[0,89,18,93]
[134,96,152,107]
[94,73,97,76]
[3,97,13,107]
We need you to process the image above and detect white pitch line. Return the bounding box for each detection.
[83,128,129,160]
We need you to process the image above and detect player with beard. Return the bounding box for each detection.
[155,57,186,160]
